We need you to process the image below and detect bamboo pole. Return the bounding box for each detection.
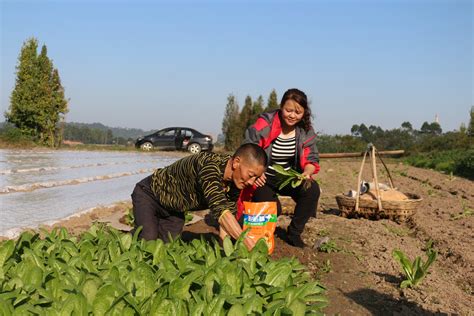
[319,150,404,159]
[370,146,383,211]
[355,151,368,212]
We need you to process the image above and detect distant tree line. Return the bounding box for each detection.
[62,122,151,145]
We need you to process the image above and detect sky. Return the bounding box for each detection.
[1,0,472,138]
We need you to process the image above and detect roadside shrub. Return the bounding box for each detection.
[455,149,474,180]
[0,125,35,146]
[405,149,474,180]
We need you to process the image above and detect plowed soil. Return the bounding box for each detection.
[41,158,474,315]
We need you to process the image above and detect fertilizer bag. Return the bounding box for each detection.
[242,201,277,254]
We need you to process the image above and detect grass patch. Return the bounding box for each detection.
[382,223,411,237]
[405,149,474,180]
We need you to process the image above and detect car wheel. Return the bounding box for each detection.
[140,142,153,151]
[187,143,202,154]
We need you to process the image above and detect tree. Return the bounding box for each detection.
[430,122,442,135]
[265,89,279,112]
[401,121,413,131]
[222,94,241,150]
[5,38,68,147]
[420,121,442,135]
[468,106,474,137]
[5,38,40,137]
[240,95,253,136]
[350,124,360,136]
[50,69,68,146]
[251,95,264,123]
[420,122,431,134]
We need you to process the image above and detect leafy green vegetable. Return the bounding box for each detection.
[272,164,314,190]
[0,224,327,314]
[392,248,437,288]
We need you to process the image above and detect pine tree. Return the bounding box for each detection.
[251,95,264,123]
[265,89,279,112]
[50,68,68,147]
[5,38,41,137]
[468,106,474,137]
[36,45,54,145]
[5,38,68,147]
[240,95,253,137]
[222,94,241,150]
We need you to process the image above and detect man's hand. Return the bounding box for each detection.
[218,211,255,250]
[254,173,267,187]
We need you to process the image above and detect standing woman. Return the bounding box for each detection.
[243,88,320,248]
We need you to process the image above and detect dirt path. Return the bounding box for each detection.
[35,159,473,315]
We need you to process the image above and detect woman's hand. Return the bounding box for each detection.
[254,172,267,187]
[302,164,316,179]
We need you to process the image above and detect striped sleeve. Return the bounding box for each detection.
[198,161,236,220]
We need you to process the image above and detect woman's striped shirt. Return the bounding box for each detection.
[150,152,240,220]
[266,136,296,177]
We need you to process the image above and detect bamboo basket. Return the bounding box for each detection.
[335,144,422,223]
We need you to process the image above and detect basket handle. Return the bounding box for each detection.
[355,150,368,211]
[355,144,385,212]
[375,148,395,189]
[370,145,383,211]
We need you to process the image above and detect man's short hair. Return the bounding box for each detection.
[233,143,267,167]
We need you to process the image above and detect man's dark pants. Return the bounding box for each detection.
[131,175,185,242]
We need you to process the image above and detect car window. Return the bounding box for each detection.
[159,129,176,137]
[183,129,194,138]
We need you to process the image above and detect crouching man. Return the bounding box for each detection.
[131,143,267,250]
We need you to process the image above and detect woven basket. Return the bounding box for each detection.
[335,145,422,223]
[335,193,422,222]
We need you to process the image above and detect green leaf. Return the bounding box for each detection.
[423,249,437,271]
[278,176,294,190]
[0,240,15,268]
[93,284,118,315]
[206,296,225,315]
[82,277,101,305]
[22,265,43,290]
[126,263,156,301]
[223,237,234,257]
[119,233,132,252]
[228,304,244,316]
[272,164,292,176]
[400,280,412,289]
[0,297,12,315]
[291,178,303,188]
[264,263,291,287]
[392,249,413,279]
[288,298,306,316]
[243,295,264,314]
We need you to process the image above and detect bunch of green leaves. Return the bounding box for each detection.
[272,164,313,190]
[318,240,342,254]
[122,207,135,226]
[0,224,327,315]
[450,199,473,221]
[184,212,194,224]
[392,248,437,289]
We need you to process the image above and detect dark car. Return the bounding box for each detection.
[135,127,213,154]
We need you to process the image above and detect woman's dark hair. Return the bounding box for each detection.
[280,88,312,132]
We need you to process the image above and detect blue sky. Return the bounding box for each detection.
[1,0,472,137]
